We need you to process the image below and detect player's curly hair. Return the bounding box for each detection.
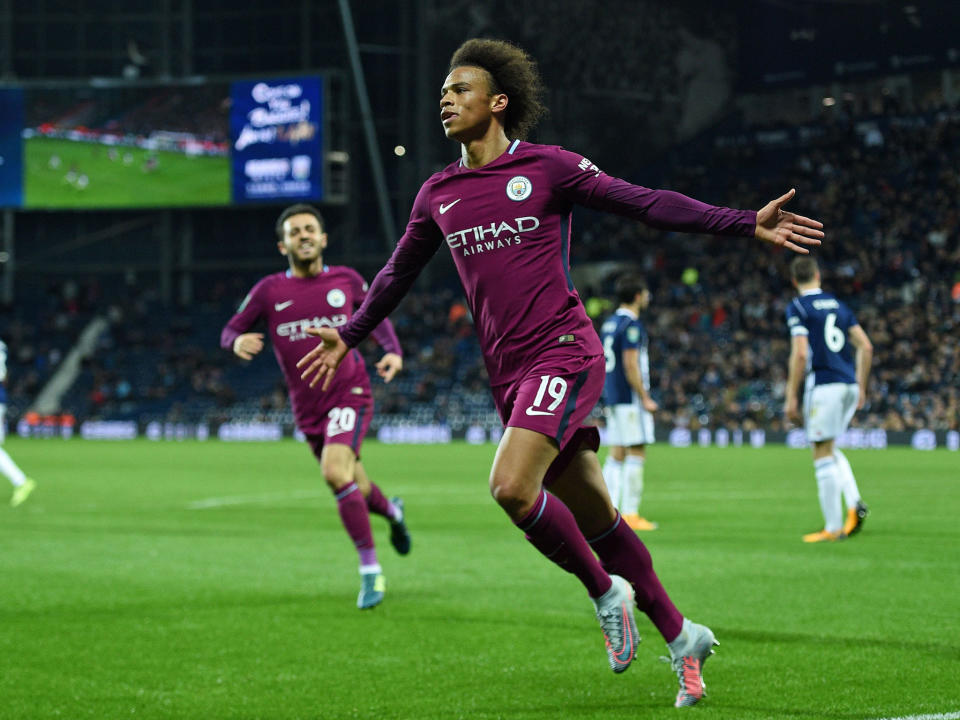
[449,38,547,140]
[275,203,325,240]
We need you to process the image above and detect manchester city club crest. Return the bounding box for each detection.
[327,288,346,307]
[506,175,532,201]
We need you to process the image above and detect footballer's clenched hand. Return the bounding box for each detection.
[233,333,264,360]
[376,353,403,383]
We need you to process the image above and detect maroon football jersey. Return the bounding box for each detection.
[340,141,755,388]
[221,266,401,434]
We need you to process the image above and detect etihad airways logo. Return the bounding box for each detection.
[277,314,347,341]
[445,216,540,257]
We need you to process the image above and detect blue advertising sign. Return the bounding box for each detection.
[230,77,323,203]
[0,89,24,207]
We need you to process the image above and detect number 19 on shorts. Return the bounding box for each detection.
[528,375,568,415]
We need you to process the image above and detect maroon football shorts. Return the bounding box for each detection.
[490,351,605,453]
[304,393,374,461]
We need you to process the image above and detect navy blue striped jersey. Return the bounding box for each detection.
[601,308,649,405]
[785,289,858,385]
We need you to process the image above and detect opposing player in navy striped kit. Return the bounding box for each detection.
[784,257,872,542]
[600,274,658,532]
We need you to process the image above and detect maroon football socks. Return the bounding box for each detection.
[365,481,401,522]
[588,514,683,641]
[516,489,612,598]
[334,481,378,568]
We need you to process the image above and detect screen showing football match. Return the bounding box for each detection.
[0,76,323,209]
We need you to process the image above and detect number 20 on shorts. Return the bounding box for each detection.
[327,407,357,436]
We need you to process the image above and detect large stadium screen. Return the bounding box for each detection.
[0,76,324,209]
[230,77,324,204]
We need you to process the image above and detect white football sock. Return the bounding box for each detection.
[833,449,861,509]
[813,456,843,533]
[621,455,645,516]
[602,456,623,511]
[0,447,26,487]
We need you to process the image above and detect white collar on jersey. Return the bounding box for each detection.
[800,288,823,296]
[616,307,638,320]
[285,266,329,278]
[457,139,521,167]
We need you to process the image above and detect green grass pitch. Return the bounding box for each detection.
[23,136,230,208]
[0,439,956,719]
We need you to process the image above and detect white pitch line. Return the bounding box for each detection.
[868,712,960,720]
[187,489,327,509]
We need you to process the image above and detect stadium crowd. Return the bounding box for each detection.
[255,92,960,434]
[5,90,958,435]
[429,0,738,157]
[27,86,228,144]
[573,96,960,432]
[3,279,96,412]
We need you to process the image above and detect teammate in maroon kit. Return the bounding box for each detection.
[297,40,823,704]
[221,204,411,610]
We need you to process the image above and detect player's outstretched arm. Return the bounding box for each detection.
[375,353,403,383]
[754,189,824,254]
[297,327,349,390]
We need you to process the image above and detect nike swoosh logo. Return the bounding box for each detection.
[274,300,293,311]
[612,604,635,665]
[525,407,554,416]
[438,199,461,215]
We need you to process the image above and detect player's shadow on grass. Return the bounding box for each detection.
[496,698,867,719]
[726,627,960,656]
[715,703,868,719]
[491,701,668,718]
[403,601,592,633]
